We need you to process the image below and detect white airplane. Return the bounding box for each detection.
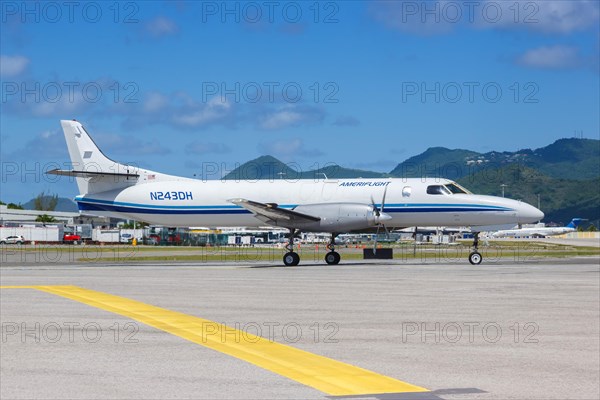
[491,218,583,238]
[48,120,544,266]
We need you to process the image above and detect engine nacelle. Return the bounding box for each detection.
[293,203,380,232]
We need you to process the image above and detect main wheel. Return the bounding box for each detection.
[283,252,300,266]
[468,251,482,265]
[325,251,341,265]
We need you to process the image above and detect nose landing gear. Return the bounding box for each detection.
[469,232,482,265]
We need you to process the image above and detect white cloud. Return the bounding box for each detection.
[517,45,581,69]
[144,16,179,38]
[172,97,232,127]
[259,110,303,130]
[258,105,325,130]
[0,55,29,77]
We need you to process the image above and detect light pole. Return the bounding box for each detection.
[500,184,507,198]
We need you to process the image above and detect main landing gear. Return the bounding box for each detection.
[325,233,341,265]
[282,231,342,266]
[469,232,483,265]
[283,228,300,266]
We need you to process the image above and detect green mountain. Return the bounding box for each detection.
[223,155,386,180]
[23,196,78,212]
[527,138,600,179]
[389,147,479,179]
[389,138,600,180]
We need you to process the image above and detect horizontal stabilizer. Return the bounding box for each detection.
[46,169,140,179]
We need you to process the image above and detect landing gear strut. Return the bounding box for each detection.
[325,233,341,265]
[469,232,482,265]
[283,229,300,266]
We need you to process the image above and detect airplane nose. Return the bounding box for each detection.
[518,202,544,223]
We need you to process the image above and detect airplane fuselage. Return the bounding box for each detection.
[76,178,541,231]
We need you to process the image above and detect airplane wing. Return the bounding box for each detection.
[46,169,140,178]
[229,198,320,226]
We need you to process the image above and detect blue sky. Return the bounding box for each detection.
[1,0,599,203]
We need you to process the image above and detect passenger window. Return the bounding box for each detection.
[402,186,411,197]
[427,185,446,195]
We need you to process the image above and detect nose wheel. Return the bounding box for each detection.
[468,251,482,265]
[468,232,483,265]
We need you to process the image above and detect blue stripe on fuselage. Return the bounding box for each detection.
[76,198,513,215]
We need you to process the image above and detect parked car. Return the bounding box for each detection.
[0,235,25,245]
[63,233,82,244]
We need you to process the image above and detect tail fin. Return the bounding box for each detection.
[50,120,187,195]
[59,120,139,195]
[566,218,583,229]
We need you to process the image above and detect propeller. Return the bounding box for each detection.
[371,186,391,254]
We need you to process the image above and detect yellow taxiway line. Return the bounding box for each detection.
[1,285,428,396]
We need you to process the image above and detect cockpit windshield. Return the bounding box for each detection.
[444,183,471,194]
[427,183,472,195]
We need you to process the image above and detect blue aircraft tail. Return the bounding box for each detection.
[566,218,583,229]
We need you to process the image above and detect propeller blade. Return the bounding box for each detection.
[381,185,387,213]
[370,195,380,217]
